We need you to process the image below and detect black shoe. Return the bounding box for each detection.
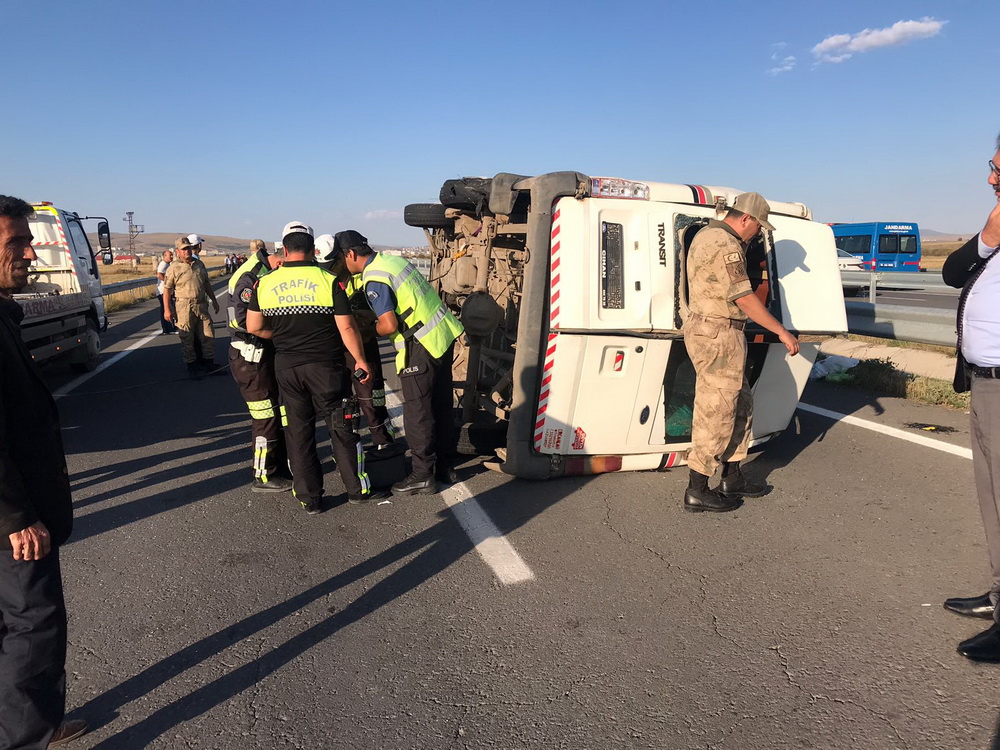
[349,489,392,505]
[945,592,995,619]
[186,363,202,380]
[300,500,322,515]
[958,623,1000,662]
[251,476,293,494]
[719,470,769,498]
[684,486,741,513]
[436,467,459,485]
[49,719,88,746]
[392,473,440,496]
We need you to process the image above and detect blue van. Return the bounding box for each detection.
[831,222,922,272]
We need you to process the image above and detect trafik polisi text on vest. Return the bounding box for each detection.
[272,278,319,305]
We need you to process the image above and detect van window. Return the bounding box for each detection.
[835,234,871,256]
[663,343,695,443]
[898,235,918,254]
[66,218,97,277]
[879,234,900,254]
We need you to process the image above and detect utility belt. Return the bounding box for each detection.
[231,338,266,364]
[687,312,747,331]
[971,364,1000,379]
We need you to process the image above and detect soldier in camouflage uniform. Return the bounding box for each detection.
[683,192,800,513]
[164,236,220,378]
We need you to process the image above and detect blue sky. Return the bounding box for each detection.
[4,0,998,245]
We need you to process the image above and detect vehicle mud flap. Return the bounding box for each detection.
[439,177,493,213]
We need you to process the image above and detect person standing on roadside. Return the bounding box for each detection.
[163,236,220,378]
[342,233,464,496]
[0,195,88,748]
[246,222,389,513]
[316,232,396,450]
[682,192,799,514]
[942,133,1000,662]
[156,249,177,335]
[228,239,292,493]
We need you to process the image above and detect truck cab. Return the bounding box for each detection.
[17,203,110,371]
[404,173,847,479]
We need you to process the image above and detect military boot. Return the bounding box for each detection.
[719,462,769,498]
[684,469,741,513]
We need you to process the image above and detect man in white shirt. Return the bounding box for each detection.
[156,249,176,334]
[942,131,1000,662]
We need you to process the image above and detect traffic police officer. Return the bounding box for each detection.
[316,233,396,449]
[683,192,799,513]
[228,239,292,493]
[342,232,464,495]
[246,222,388,513]
[163,236,220,377]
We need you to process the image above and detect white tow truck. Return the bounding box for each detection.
[403,172,848,479]
[17,202,111,371]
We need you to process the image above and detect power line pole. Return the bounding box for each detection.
[123,211,144,256]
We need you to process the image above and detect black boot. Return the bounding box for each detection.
[719,462,769,498]
[684,469,740,513]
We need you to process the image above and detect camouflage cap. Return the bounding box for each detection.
[733,192,775,232]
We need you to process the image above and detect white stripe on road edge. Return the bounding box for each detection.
[797,402,973,460]
[383,387,534,585]
[53,331,161,400]
[442,482,535,585]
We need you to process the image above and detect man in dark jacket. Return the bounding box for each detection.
[0,195,87,747]
[941,134,1000,662]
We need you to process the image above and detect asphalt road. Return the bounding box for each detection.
[35,290,1000,749]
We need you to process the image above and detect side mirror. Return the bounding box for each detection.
[97,221,112,250]
[101,250,114,265]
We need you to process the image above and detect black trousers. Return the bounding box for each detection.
[229,347,289,482]
[276,361,370,503]
[0,549,67,750]
[400,341,456,478]
[345,336,395,448]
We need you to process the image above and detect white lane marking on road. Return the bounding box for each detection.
[383,387,534,585]
[441,482,535,585]
[797,402,972,460]
[53,331,161,400]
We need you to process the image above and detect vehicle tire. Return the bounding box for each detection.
[404,203,452,229]
[70,318,101,373]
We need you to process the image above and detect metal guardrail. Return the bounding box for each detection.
[844,301,955,347]
[103,277,157,294]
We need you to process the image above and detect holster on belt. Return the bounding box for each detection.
[231,338,264,364]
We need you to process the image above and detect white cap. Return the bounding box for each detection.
[315,234,338,262]
[281,221,313,239]
[185,233,205,246]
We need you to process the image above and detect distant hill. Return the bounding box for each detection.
[86,232,405,256]
[922,229,972,243]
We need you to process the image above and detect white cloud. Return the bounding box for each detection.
[767,55,796,75]
[812,17,946,64]
[363,209,402,220]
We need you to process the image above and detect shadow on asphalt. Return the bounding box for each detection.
[75,474,580,747]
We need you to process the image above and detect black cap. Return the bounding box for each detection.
[334,230,368,253]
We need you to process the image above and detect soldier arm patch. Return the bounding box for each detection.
[240,288,253,303]
[725,256,748,284]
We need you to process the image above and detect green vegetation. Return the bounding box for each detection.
[826,357,969,410]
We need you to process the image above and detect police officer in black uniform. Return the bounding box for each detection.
[246,222,389,513]
[315,232,396,450]
[227,239,292,493]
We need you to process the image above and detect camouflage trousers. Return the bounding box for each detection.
[175,298,215,364]
[683,315,752,477]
